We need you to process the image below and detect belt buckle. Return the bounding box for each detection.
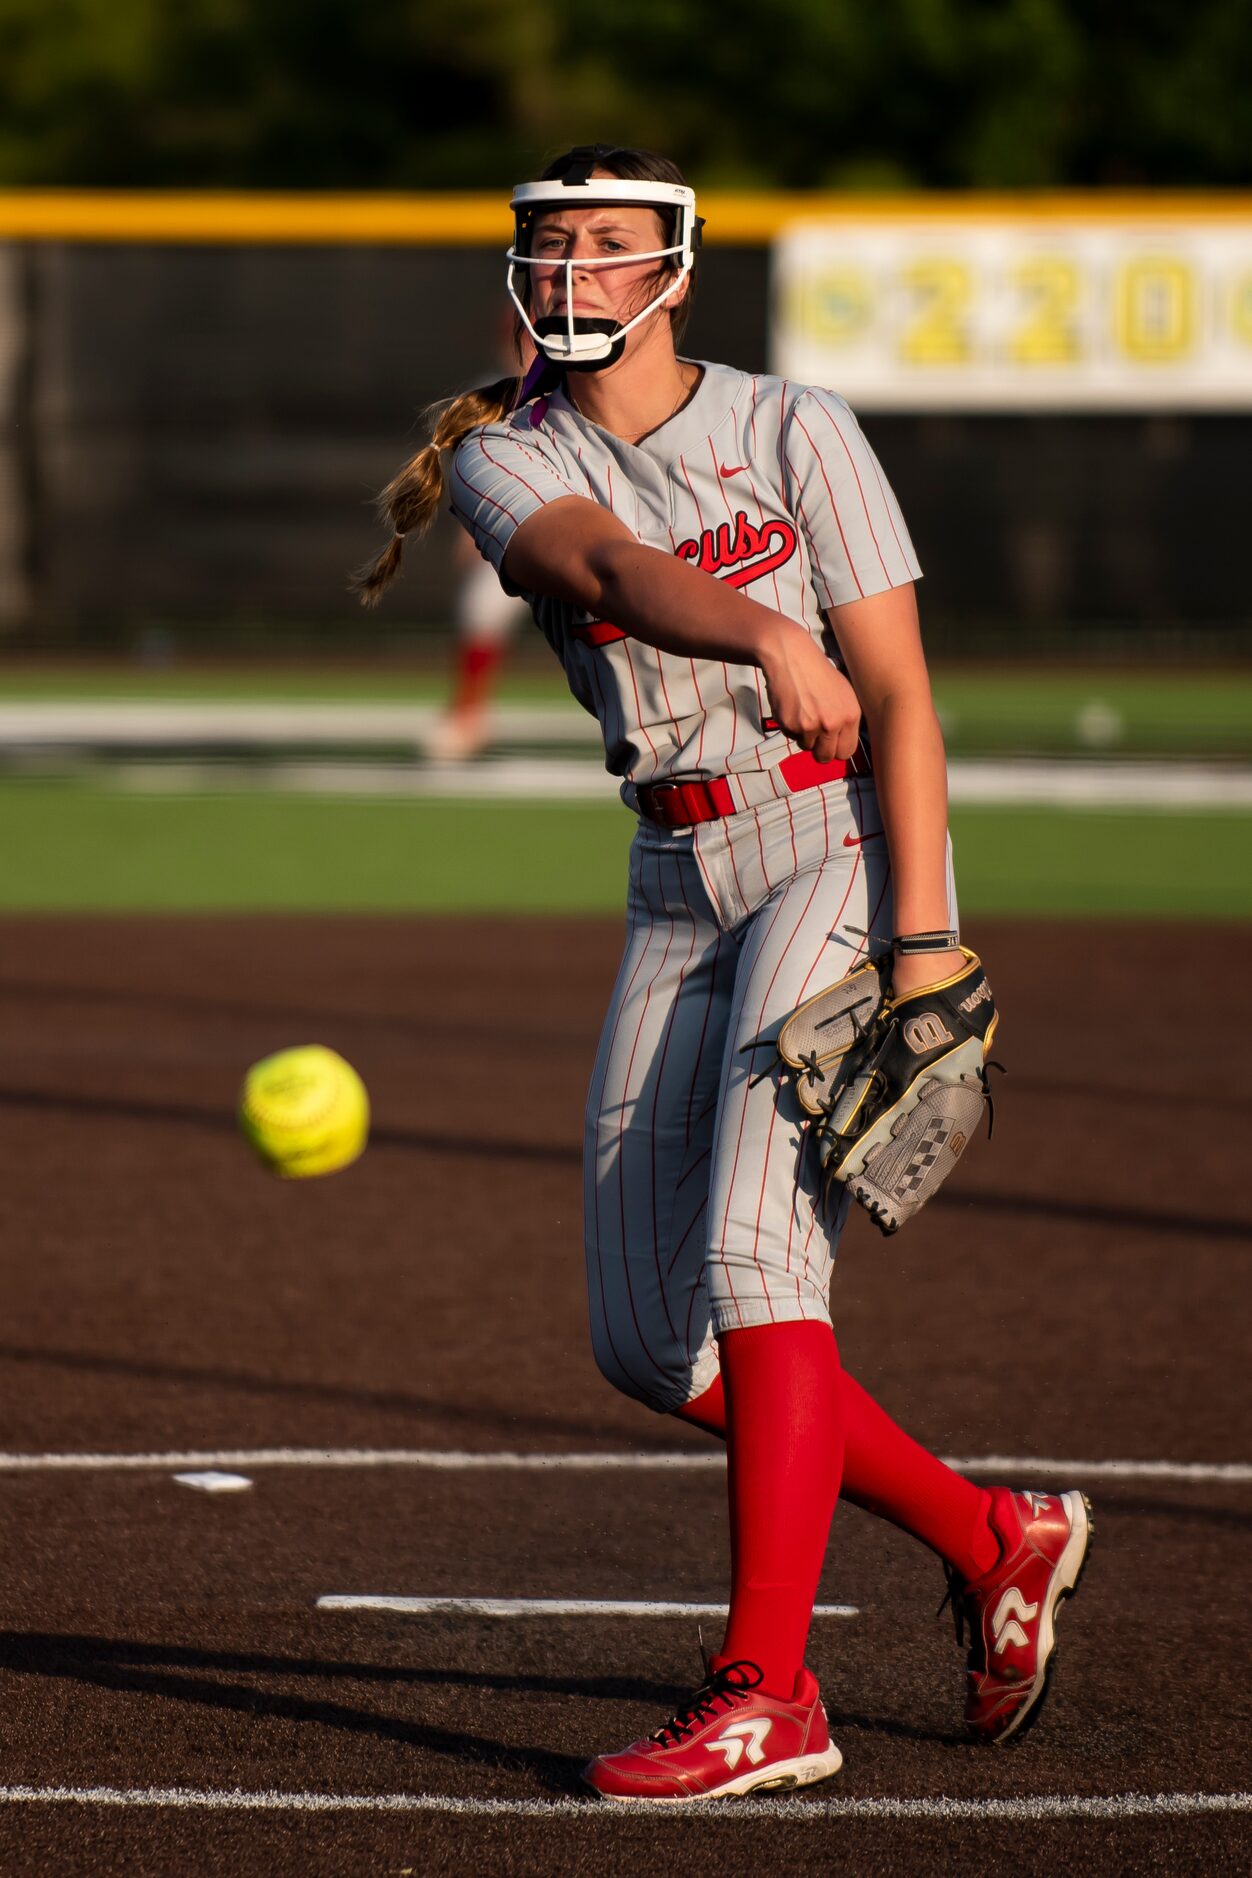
[646,780,687,826]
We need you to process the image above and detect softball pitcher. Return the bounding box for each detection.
[358,145,1091,1804]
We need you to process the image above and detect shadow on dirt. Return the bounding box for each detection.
[0,1629,604,1794]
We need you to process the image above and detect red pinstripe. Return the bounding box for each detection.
[795,828,861,1007]
[684,1266,709,1366]
[675,877,724,1149]
[846,861,891,975]
[746,377,779,738]
[798,397,890,585]
[674,1139,712,1196]
[621,638,661,773]
[796,1173,825,1301]
[741,865,827,1276]
[450,457,520,529]
[859,427,910,567]
[778,381,789,483]
[668,1179,712,1279]
[502,431,580,499]
[784,807,852,1277]
[817,778,831,864]
[721,813,751,916]
[613,850,687,1358]
[666,517,708,768]
[662,901,725,1290]
[786,447,864,601]
[787,481,842,614]
[786,1131,808,1315]
[709,879,796,1322]
[475,434,553,510]
[637,486,680,742]
[782,807,859,1281]
[653,647,683,742]
[782,792,800,878]
[749,382,783,611]
[707,428,768,764]
[753,801,771,892]
[679,452,741,761]
[644,862,703,1341]
[588,876,660,1401]
[795,854,892,1303]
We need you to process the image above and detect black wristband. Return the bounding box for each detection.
[893,930,960,956]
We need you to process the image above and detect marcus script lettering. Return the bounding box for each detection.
[675,511,798,591]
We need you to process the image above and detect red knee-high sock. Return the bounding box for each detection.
[837,1371,999,1578]
[676,1365,998,1581]
[715,1322,844,1698]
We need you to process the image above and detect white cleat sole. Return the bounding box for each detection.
[588,1742,844,1805]
[996,1489,1093,1744]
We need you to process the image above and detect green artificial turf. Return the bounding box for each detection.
[2,781,1248,918]
[930,670,1252,758]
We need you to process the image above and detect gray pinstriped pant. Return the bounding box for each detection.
[583,778,956,1415]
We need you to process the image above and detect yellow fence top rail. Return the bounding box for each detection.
[0,190,1248,246]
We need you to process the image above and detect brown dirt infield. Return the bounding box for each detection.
[0,914,1248,1876]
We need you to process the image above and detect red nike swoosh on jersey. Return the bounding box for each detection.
[843,830,883,847]
[718,462,750,478]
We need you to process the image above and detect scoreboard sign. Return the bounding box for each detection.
[770,208,1252,409]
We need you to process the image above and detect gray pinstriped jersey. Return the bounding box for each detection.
[449,360,920,792]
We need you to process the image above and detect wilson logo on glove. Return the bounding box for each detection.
[902,1013,954,1054]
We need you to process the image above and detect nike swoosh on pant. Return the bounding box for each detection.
[843,831,883,847]
[718,463,750,478]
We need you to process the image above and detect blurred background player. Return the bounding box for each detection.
[425,323,535,762]
[424,534,529,761]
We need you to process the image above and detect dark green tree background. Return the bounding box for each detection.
[0,0,1247,189]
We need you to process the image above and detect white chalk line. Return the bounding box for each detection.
[0,1448,1247,1484]
[0,1785,1246,1822]
[96,756,1252,811]
[315,1596,858,1619]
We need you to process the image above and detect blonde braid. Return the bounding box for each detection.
[351,374,520,607]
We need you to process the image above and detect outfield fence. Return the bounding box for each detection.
[0,192,1248,648]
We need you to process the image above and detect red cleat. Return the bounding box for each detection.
[582,1659,843,1803]
[944,1486,1093,1744]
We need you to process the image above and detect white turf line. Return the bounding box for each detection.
[315,1596,857,1618]
[103,756,1252,811]
[0,1448,1247,1483]
[0,1786,1247,1822]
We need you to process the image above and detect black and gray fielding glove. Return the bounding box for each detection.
[778,949,999,1235]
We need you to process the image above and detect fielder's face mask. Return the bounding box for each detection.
[507,152,701,372]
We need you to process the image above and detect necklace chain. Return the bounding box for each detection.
[573,366,696,445]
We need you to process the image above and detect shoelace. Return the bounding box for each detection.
[937,1566,987,1672]
[650,1660,764,1748]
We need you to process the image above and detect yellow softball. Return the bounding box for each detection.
[238,1045,369,1179]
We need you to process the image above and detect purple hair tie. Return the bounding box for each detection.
[513,353,549,409]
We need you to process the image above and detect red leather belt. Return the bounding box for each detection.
[636,746,868,830]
